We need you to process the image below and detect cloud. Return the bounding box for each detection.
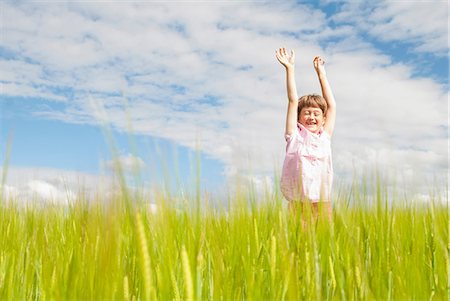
[1,1,447,200]
[27,180,76,205]
[0,167,164,207]
[102,153,146,172]
[0,167,107,205]
[331,1,448,56]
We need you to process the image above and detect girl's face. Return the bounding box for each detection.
[299,107,325,133]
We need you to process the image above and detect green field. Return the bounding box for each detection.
[0,184,447,300]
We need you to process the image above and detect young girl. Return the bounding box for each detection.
[275,47,336,222]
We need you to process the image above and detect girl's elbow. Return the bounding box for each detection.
[285,129,293,137]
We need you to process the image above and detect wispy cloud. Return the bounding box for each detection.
[1,1,447,198]
[330,1,448,56]
[102,153,146,172]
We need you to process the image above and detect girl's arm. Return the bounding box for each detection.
[276,48,298,137]
[314,56,336,137]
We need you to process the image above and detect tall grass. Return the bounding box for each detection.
[0,180,447,300]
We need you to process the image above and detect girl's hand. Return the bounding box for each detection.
[276,48,295,69]
[313,56,326,76]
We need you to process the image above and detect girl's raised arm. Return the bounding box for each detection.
[276,48,298,137]
[314,56,336,137]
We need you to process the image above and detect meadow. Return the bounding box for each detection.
[0,179,448,300]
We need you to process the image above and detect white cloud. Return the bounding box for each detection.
[0,167,104,205]
[0,167,164,207]
[331,1,449,56]
[102,153,146,172]
[1,2,447,201]
[27,179,75,205]
[1,82,66,101]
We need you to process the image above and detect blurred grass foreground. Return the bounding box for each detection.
[0,170,448,300]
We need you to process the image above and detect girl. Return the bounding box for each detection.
[276,47,336,222]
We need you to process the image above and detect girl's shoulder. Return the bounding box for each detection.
[285,123,303,142]
[318,128,331,140]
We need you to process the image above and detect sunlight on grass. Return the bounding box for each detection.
[0,175,447,300]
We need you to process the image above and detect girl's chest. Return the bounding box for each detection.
[298,135,330,159]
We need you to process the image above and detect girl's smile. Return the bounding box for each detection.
[299,107,325,133]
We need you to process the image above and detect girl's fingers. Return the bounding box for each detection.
[276,49,282,58]
[275,50,285,64]
[313,56,325,65]
[276,47,296,61]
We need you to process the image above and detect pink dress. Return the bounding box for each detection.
[280,123,333,203]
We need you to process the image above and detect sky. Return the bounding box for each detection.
[1,0,448,205]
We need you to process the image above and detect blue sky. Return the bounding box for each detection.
[1,1,448,204]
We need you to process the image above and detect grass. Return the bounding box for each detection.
[0,181,448,300]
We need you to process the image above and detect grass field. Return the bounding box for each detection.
[0,181,448,300]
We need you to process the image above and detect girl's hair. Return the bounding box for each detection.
[297,94,327,118]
